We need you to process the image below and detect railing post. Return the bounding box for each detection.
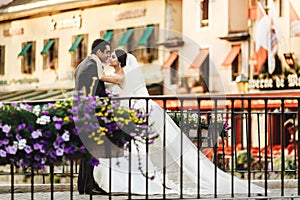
[50,165,54,200]
[231,99,235,198]
[163,99,166,200]
[298,99,300,196]
[70,160,73,200]
[264,99,268,196]
[10,161,14,200]
[197,98,201,199]
[31,163,34,200]
[281,98,285,196]
[213,99,218,198]
[180,98,184,199]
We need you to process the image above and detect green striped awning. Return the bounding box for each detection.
[40,39,55,55]
[103,30,113,41]
[69,35,84,52]
[18,42,32,57]
[137,25,154,46]
[117,28,134,47]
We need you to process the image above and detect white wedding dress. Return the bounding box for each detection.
[93,54,264,195]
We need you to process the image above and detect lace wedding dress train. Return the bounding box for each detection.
[93,54,264,195]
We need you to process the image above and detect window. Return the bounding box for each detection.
[170,51,179,85]
[199,49,209,92]
[131,24,159,63]
[19,41,36,74]
[231,46,242,81]
[0,46,4,75]
[69,34,88,68]
[198,0,209,28]
[188,48,210,92]
[41,38,58,70]
[117,28,134,52]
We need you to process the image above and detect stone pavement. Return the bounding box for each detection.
[0,182,300,200]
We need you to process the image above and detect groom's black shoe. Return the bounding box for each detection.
[85,187,108,195]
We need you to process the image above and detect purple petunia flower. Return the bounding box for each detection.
[84,113,91,120]
[20,159,29,168]
[68,115,74,121]
[65,145,77,154]
[55,123,62,130]
[90,157,99,166]
[80,145,86,153]
[0,149,6,157]
[40,165,46,173]
[83,104,92,112]
[90,101,97,108]
[73,128,79,135]
[52,116,60,122]
[24,145,32,154]
[27,125,34,132]
[17,123,26,131]
[148,140,154,145]
[44,131,51,138]
[41,111,49,115]
[71,107,78,115]
[72,116,80,123]
[16,133,22,141]
[31,130,42,139]
[33,143,41,150]
[5,145,17,155]
[56,148,64,156]
[49,150,57,159]
[34,154,41,161]
[2,124,11,134]
[0,139,9,147]
[130,133,137,137]
[39,145,46,153]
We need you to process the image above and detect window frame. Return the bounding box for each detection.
[71,34,88,68]
[21,41,36,74]
[42,38,59,70]
[0,45,5,75]
[197,0,209,29]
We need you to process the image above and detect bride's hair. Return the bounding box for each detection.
[114,49,127,68]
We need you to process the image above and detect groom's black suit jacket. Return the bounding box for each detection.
[74,56,107,97]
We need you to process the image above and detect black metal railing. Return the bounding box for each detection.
[1,95,300,199]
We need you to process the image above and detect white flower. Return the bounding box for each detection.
[20,103,27,111]
[32,105,41,116]
[36,115,51,125]
[191,113,198,120]
[200,115,207,122]
[18,139,27,150]
[13,141,18,148]
[0,102,3,109]
[61,130,70,142]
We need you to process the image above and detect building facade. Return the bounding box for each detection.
[0,0,299,96]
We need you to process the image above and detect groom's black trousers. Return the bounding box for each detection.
[78,155,96,194]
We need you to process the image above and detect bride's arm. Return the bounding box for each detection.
[100,74,124,88]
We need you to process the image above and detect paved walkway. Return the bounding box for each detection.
[0,182,299,200]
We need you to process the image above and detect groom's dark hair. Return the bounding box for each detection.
[91,39,110,54]
[115,49,127,67]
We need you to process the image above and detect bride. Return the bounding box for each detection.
[93,49,264,195]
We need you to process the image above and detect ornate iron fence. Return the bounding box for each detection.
[0,95,300,199]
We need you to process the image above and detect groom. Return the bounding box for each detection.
[74,38,111,195]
